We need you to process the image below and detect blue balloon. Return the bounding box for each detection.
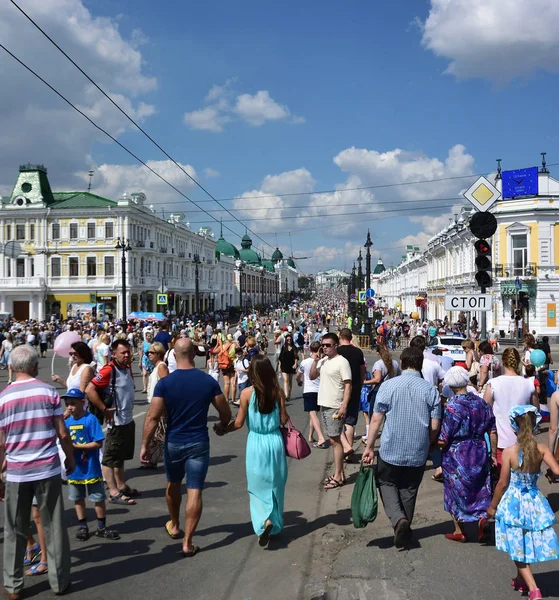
[530,349,546,368]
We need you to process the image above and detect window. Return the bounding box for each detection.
[52,223,60,240]
[16,225,25,240]
[31,261,34,277]
[16,258,25,277]
[512,234,528,276]
[104,256,114,276]
[51,257,61,277]
[69,257,79,277]
[70,223,78,239]
[6,259,11,278]
[86,257,96,276]
[29,224,35,241]
[5,225,11,240]
[105,222,114,239]
[87,223,95,239]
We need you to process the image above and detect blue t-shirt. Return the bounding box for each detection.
[154,369,222,444]
[154,330,172,350]
[65,412,105,483]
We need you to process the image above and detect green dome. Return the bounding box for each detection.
[373,259,386,275]
[287,257,296,269]
[239,232,261,265]
[272,247,283,262]
[262,259,275,273]
[216,234,240,259]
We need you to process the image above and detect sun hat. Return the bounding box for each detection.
[509,405,542,432]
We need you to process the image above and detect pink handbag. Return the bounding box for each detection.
[280,418,311,460]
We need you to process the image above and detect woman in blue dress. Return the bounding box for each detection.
[438,367,496,543]
[222,355,289,547]
[488,405,559,600]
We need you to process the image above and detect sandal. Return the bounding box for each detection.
[431,473,444,482]
[511,577,529,593]
[444,532,467,543]
[313,442,329,449]
[76,525,89,541]
[109,491,136,505]
[119,485,141,498]
[25,562,48,576]
[24,543,40,566]
[95,527,120,540]
[165,520,183,540]
[259,522,273,547]
[182,545,200,558]
[323,478,344,490]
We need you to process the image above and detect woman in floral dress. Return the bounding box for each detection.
[438,367,497,543]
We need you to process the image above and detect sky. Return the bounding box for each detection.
[1,0,559,274]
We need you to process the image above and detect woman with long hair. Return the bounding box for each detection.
[140,332,154,393]
[219,355,289,547]
[52,341,95,394]
[484,348,539,468]
[488,406,559,599]
[477,340,501,392]
[364,342,401,415]
[279,333,299,401]
[521,333,537,371]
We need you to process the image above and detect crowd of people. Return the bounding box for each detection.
[0,295,558,600]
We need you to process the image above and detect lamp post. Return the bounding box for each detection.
[236,260,243,312]
[193,252,201,314]
[115,237,131,329]
[364,230,373,345]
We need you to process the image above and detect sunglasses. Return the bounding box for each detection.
[321,343,334,348]
[147,351,156,355]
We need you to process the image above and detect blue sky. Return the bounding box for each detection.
[2,0,559,272]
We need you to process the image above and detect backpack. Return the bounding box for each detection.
[89,363,117,425]
[218,343,233,370]
[296,332,304,347]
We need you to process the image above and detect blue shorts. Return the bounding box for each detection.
[303,392,319,412]
[67,480,106,503]
[164,440,210,489]
[237,380,249,396]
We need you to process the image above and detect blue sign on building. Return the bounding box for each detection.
[502,167,539,199]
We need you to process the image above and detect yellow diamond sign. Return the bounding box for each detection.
[464,176,501,213]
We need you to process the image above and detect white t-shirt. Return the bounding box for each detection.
[234,357,249,384]
[96,343,110,371]
[316,354,352,410]
[298,357,320,394]
[372,359,401,380]
[488,375,535,449]
[165,348,177,373]
[422,358,445,386]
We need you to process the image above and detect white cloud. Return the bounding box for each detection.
[204,167,220,178]
[184,80,304,132]
[420,0,559,81]
[0,0,156,192]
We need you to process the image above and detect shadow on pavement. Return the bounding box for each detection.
[209,454,237,466]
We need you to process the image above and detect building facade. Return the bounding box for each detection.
[376,169,559,338]
[316,268,350,288]
[0,164,280,320]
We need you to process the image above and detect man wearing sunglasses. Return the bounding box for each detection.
[310,333,352,490]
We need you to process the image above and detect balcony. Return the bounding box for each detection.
[135,240,145,248]
[0,277,45,289]
[160,247,168,254]
[178,252,185,258]
[494,263,537,278]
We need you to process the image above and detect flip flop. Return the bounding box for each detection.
[323,478,344,490]
[182,545,200,558]
[259,523,273,547]
[165,520,183,540]
[313,442,329,449]
[25,562,48,577]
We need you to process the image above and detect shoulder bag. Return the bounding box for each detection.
[280,417,311,460]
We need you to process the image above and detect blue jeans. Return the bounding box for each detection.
[164,440,210,489]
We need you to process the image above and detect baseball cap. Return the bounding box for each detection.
[61,388,85,401]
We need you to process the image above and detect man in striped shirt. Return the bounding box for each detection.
[0,345,75,599]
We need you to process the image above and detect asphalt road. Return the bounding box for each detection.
[0,347,558,600]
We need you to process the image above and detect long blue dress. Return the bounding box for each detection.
[495,451,559,564]
[245,390,288,536]
[439,392,495,521]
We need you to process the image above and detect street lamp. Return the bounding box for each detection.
[115,237,131,329]
[193,252,201,314]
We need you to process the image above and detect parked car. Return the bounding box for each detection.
[428,335,467,363]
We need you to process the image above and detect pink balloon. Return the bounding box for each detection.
[53,331,82,358]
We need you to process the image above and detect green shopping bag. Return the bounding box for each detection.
[351,464,378,528]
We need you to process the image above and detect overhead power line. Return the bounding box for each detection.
[7,0,276,253]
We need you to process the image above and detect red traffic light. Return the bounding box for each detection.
[474,239,491,255]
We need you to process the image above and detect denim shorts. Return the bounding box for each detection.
[67,480,106,503]
[164,440,210,489]
[237,380,249,395]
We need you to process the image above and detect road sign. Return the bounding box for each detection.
[366,298,375,308]
[350,293,356,300]
[444,294,492,312]
[368,308,375,318]
[358,291,366,303]
[469,211,497,239]
[156,293,168,305]
[365,288,375,298]
[463,176,501,212]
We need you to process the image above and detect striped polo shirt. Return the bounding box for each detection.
[0,378,63,482]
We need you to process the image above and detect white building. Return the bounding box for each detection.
[316,268,350,288]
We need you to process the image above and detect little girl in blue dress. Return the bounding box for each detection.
[488,405,559,600]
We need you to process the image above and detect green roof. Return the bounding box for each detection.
[272,247,283,262]
[51,192,117,209]
[216,235,240,260]
[373,259,386,275]
[287,257,296,268]
[262,259,275,273]
[239,231,261,265]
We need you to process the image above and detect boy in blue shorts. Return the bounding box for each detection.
[62,388,120,541]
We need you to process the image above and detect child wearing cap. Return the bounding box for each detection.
[63,388,120,541]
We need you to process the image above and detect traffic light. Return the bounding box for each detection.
[474,239,492,288]
[168,292,174,306]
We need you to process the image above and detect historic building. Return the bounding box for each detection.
[376,168,559,338]
[0,164,279,320]
[316,268,350,288]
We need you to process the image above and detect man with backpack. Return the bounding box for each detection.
[86,339,139,507]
